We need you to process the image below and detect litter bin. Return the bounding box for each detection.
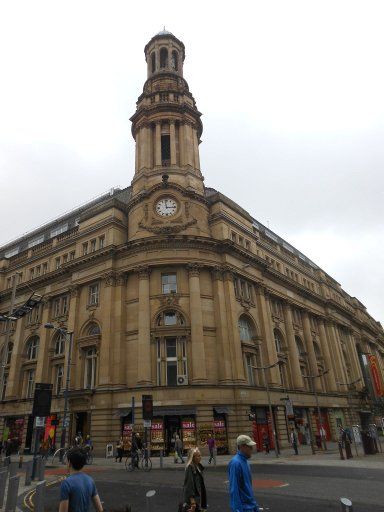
[315,435,322,448]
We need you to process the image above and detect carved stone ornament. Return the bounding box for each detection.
[240,298,252,311]
[187,263,201,277]
[138,218,197,235]
[160,293,180,307]
[103,271,127,287]
[135,266,151,279]
[211,266,224,281]
[69,285,79,298]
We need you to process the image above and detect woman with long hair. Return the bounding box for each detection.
[182,447,207,512]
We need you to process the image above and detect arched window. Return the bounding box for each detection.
[88,323,101,336]
[27,336,39,360]
[313,341,322,360]
[171,50,178,71]
[274,329,283,354]
[151,52,156,73]
[295,336,305,357]
[54,332,66,356]
[156,310,185,327]
[238,316,254,341]
[84,347,97,389]
[160,48,168,69]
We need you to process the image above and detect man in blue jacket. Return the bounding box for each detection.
[228,435,259,512]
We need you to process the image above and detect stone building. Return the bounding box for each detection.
[0,31,383,455]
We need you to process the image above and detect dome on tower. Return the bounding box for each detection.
[157,29,174,36]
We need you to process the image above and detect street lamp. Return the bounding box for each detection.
[302,369,329,451]
[44,323,73,462]
[250,357,286,458]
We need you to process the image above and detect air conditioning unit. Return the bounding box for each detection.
[177,375,188,386]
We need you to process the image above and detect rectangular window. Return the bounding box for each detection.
[162,274,177,294]
[246,354,255,386]
[50,224,68,237]
[245,240,251,250]
[36,266,41,276]
[89,284,99,306]
[231,232,237,243]
[99,236,105,249]
[161,134,171,165]
[82,243,88,256]
[90,239,96,252]
[30,268,35,280]
[84,348,97,389]
[53,298,60,318]
[28,235,44,248]
[157,337,187,386]
[7,278,12,289]
[55,365,64,395]
[62,296,69,315]
[238,236,244,246]
[1,372,8,400]
[42,263,48,274]
[55,258,61,270]
[69,251,75,261]
[62,254,68,264]
[26,369,35,398]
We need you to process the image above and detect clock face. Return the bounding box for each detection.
[155,197,178,217]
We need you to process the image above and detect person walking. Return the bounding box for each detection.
[207,433,215,464]
[174,434,184,463]
[59,447,103,512]
[228,435,259,512]
[115,437,124,463]
[182,447,207,512]
[290,428,299,455]
[262,432,270,454]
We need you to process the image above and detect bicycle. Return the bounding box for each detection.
[51,447,69,465]
[125,449,152,472]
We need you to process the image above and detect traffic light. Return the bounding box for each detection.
[142,394,153,421]
[32,383,53,417]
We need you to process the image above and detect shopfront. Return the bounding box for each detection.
[314,408,331,441]
[251,406,275,451]
[3,417,25,453]
[291,408,311,445]
[151,408,197,455]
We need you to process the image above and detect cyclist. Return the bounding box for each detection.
[131,433,142,468]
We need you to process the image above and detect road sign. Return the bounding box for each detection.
[63,418,70,428]
[143,420,152,428]
[35,417,45,427]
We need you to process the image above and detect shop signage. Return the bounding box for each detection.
[123,423,133,432]
[151,422,163,431]
[182,421,195,430]
[143,420,152,428]
[367,355,384,397]
[35,417,46,428]
[213,420,225,429]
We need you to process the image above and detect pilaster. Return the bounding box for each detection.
[282,303,304,389]
[187,264,207,383]
[136,266,152,386]
[302,311,322,391]
[318,319,338,391]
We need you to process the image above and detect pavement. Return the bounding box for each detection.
[4,441,383,511]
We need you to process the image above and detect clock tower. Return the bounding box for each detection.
[128,31,210,240]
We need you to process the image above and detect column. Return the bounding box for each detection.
[318,319,338,391]
[7,312,28,399]
[137,267,152,386]
[211,267,232,383]
[155,122,162,166]
[67,285,80,390]
[146,124,153,169]
[331,322,348,384]
[179,122,185,166]
[112,272,127,385]
[192,128,200,170]
[187,264,207,383]
[35,304,51,383]
[170,121,176,166]
[346,331,363,385]
[254,287,280,385]
[140,126,147,170]
[302,311,322,391]
[98,275,114,386]
[135,129,141,171]
[324,321,344,385]
[222,270,246,383]
[282,303,304,389]
[184,122,193,167]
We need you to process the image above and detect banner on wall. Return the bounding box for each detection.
[367,355,384,397]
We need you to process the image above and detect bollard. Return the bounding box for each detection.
[340,497,353,511]
[38,457,45,481]
[146,489,156,512]
[35,480,46,512]
[159,450,163,469]
[32,455,41,481]
[25,460,33,487]
[5,475,20,512]
[9,463,17,478]
[0,470,8,508]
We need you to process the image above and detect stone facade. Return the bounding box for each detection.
[0,31,383,456]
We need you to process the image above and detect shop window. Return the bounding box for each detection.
[84,347,97,389]
[26,336,39,360]
[55,364,64,394]
[26,369,35,398]
[162,273,177,294]
[88,284,99,306]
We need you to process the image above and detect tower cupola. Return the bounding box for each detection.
[130,31,204,196]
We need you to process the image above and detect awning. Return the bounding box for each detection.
[153,407,196,416]
[214,407,231,415]
[114,408,132,418]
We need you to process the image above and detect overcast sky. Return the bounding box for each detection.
[0,1,383,324]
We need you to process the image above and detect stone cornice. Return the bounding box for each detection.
[79,198,128,222]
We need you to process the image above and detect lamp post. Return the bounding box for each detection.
[251,357,286,458]
[44,323,73,462]
[303,369,329,451]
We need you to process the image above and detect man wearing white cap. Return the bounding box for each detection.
[228,435,259,512]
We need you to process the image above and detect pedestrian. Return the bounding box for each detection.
[131,433,142,468]
[59,447,103,512]
[262,432,270,454]
[228,435,259,512]
[115,437,124,463]
[5,439,12,458]
[342,428,353,459]
[174,434,184,463]
[304,423,311,446]
[207,433,215,464]
[182,447,207,512]
[290,428,299,455]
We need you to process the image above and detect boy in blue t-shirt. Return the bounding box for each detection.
[59,448,103,512]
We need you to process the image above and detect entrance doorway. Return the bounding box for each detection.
[74,412,90,440]
[164,416,181,455]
